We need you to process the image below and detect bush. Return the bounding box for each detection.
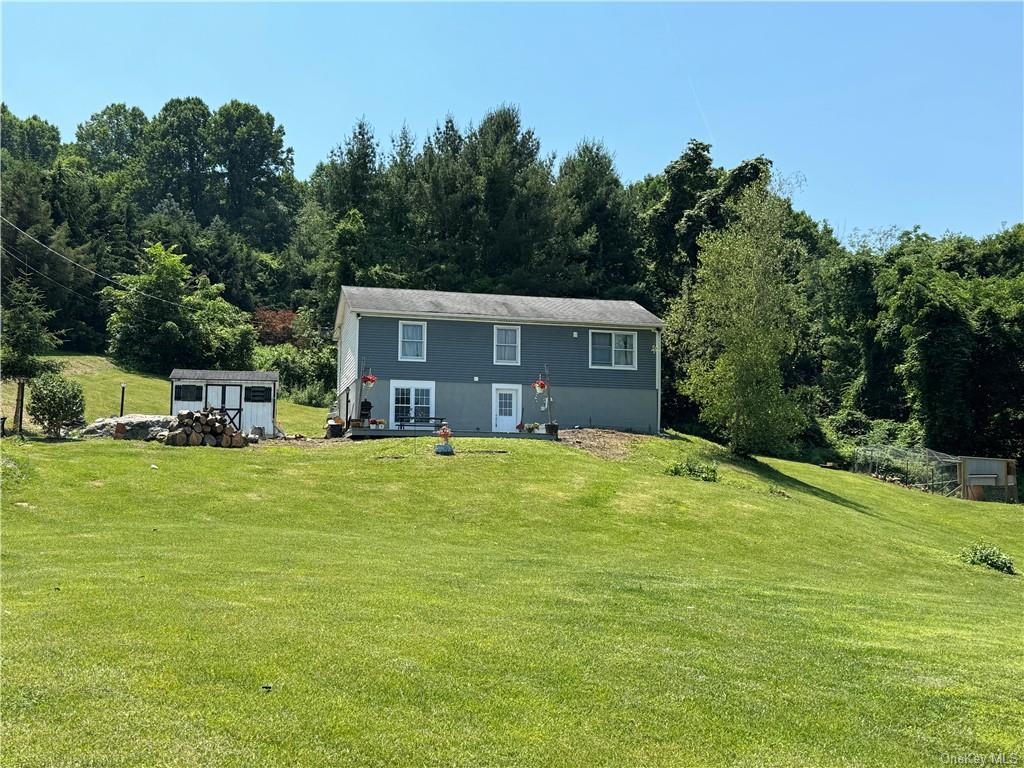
[27,373,85,437]
[254,341,334,393]
[666,458,719,482]
[959,542,1015,575]
[253,308,297,345]
[286,381,335,408]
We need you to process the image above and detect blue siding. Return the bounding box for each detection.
[357,316,657,390]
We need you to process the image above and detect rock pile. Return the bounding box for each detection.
[81,414,176,440]
[160,409,250,448]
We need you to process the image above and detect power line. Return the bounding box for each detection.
[0,215,192,310]
[1,246,103,305]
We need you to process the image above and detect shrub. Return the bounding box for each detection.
[286,381,335,408]
[253,308,297,345]
[958,542,1015,575]
[27,373,85,437]
[666,458,719,482]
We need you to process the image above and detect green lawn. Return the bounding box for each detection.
[0,355,328,436]
[1,431,1021,766]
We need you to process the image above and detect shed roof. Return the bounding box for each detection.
[340,286,663,328]
[170,369,279,382]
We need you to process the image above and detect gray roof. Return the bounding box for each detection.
[341,286,663,328]
[169,369,279,382]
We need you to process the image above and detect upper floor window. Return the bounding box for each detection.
[493,325,521,365]
[589,330,637,370]
[398,321,427,362]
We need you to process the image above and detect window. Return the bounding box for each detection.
[398,321,426,361]
[493,325,521,365]
[174,384,203,401]
[589,330,638,370]
[244,386,272,403]
[390,380,434,426]
[498,391,514,417]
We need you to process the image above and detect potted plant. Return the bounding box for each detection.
[544,422,559,438]
[360,373,377,389]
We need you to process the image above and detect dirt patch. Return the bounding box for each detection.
[558,428,649,460]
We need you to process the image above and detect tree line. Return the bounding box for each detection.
[1,99,1021,459]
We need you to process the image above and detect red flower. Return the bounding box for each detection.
[532,379,547,393]
[361,374,377,385]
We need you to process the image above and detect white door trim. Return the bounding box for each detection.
[491,383,522,433]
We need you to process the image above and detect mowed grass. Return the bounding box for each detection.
[1,432,1021,767]
[0,355,327,436]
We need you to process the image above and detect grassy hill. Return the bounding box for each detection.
[2,428,1021,766]
[0,355,328,436]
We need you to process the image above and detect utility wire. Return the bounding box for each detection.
[0,215,192,310]
[2,246,103,305]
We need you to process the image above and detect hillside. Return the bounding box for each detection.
[0,355,328,436]
[1,431,1021,766]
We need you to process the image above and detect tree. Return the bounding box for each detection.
[205,100,295,248]
[679,181,805,454]
[0,278,62,379]
[552,140,637,297]
[142,97,214,220]
[74,103,148,175]
[1,104,60,166]
[27,373,84,437]
[102,243,255,373]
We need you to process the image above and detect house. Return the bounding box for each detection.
[169,369,279,436]
[333,286,664,435]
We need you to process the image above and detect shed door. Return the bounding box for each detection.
[206,384,243,429]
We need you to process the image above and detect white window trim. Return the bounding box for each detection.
[588,329,639,371]
[491,383,523,433]
[493,324,521,366]
[397,320,427,362]
[389,380,435,428]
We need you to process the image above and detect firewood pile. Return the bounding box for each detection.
[159,409,250,448]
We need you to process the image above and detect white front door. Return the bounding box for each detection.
[492,385,520,433]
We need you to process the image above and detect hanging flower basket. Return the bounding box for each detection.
[361,374,377,388]
[532,379,547,395]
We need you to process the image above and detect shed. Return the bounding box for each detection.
[169,369,279,436]
[959,456,1018,503]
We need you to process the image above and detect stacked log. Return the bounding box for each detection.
[159,409,249,448]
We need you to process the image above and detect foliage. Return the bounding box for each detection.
[252,307,297,344]
[0,278,63,379]
[679,181,805,455]
[253,339,333,396]
[1,98,1022,460]
[665,457,719,481]
[26,372,84,436]
[958,542,1016,575]
[286,380,334,408]
[101,243,255,373]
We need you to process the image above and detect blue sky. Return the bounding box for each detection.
[2,2,1022,239]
